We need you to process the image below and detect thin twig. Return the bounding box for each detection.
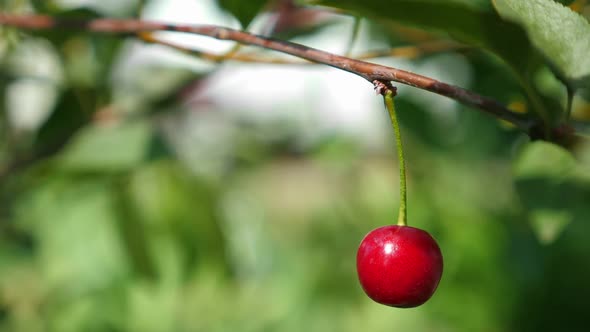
[139,32,464,64]
[0,13,534,131]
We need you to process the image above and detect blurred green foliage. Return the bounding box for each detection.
[1,0,590,331]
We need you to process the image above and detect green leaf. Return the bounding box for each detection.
[513,141,577,178]
[530,209,572,244]
[58,120,152,172]
[216,0,269,28]
[493,0,590,85]
[513,141,590,244]
[30,0,60,13]
[16,177,129,295]
[115,161,229,279]
[34,89,93,154]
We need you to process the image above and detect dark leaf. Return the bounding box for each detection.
[216,0,270,28]
[514,141,590,244]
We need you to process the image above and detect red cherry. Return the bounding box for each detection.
[356,225,443,308]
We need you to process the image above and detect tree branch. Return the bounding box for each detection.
[0,13,534,132]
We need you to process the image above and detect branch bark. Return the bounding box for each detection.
[0,13,534,131]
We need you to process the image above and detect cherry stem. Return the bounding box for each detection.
[384,91,407,227]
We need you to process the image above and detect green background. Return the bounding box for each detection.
[1,0,590,331]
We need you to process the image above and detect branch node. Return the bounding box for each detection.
[373,80,397,96]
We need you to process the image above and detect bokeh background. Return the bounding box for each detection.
[1,0,590,331]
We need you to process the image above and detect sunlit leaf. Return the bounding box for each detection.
[493,0,590,86]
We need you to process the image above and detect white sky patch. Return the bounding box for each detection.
[5,40,62,131]
[142,0,240,53]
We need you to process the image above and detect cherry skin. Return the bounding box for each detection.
[356,225,443,308]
